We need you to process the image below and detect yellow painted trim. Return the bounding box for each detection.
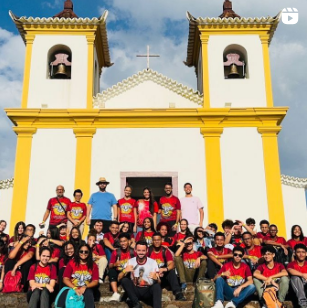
[5,107,288,129]
[201,127,224,225]
[86,36,95,109]
[200,35,210,108]
[21,35,35,108]
[9,127,37,235]
[260,35,274,107]
[258,127,286,238]
[73,128,96,237]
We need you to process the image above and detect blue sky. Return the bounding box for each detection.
[0,0,307,179]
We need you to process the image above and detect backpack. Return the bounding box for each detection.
[55,287,85,308]
[2,270,23,293]
[192,278,215,308]
[262,286,283,308]
[116,247,135,260]
[148,246,167,267]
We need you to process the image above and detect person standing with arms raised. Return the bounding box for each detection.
[180,183,204,233]
[87,177,118,233]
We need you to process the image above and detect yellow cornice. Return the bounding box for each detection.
[6,107,288,129]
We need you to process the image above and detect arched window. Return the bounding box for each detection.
[47,45,72,79]
[223,44,248,79]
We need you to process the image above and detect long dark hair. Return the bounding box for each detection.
[13,221,26,242]
[62,241,75,266]
[120,221,133,236]
[291,225,305,241]
[180,219,193,237]
[0,239,8,257]
[143,187,155,214]
[141,217,156,241]
[74,243,94,270]
[70,227,83,247]
[193,226,204,242]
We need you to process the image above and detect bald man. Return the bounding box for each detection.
[40,185,71,230]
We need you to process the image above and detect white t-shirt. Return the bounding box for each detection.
[128,257,159,287]
[180,196,203,225]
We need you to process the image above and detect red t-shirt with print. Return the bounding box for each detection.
[118,198,137,223]
[287,237,307,249]
[28,263,57,284]
[208,247,232,264]
[92,244,106,257]
[218,261,251,287]
[159,195,181,222]
[47,196,71,225]
[264,236,287,245]
[104,232,119,246]
[63,259,99,287]
[182,251,203,269]
[256,262,285,277]
[136,200,159,227]
[148,247,173,268]
[256,232,270,241]
[287,260,307,273]
[110,249,134,271]
[135,231,154,246]
[245,245,262,259]
[68,202,87,221]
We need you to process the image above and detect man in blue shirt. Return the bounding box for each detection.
[87,177,118,233]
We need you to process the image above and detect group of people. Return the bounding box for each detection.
[0,177,306,308]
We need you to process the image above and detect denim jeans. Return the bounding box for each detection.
[215,277,256,306]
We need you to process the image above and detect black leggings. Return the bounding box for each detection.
[56,287,95,308]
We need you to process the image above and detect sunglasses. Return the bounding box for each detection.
[197,230,204,233]
[79,250,89,255]
[186,242,193,245]
[233,253,243,257]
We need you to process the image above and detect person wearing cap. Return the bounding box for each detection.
[87,177,118,233]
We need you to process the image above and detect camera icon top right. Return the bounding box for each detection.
[282,8,298,25]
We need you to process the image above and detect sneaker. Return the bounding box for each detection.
[211,300,224,308]
[225,301,236,308]
[99,278,104,284]
[108,292,122,302]
[175,292,186,301]
[181,282,187,291]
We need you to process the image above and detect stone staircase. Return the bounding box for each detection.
[0,282,295,308]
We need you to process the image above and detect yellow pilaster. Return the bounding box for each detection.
[73,127,96,237]
[21,35,35,108]
[86,35,95,109]
[10,127,37,235]
[200,127,224,225]
[258,127,286,237]
[200,34,210,108]
[260,35,274,107]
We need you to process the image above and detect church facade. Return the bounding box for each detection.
[0,1,307,237]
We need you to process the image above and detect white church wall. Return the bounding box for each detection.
[103,81,202,109]
[220,127,269,228]
[91,128,208,224]
[26,129,76,236]
[27,35,88,109]
[0,186,13,232]
[208,35,267,108]
[282,184,307,236]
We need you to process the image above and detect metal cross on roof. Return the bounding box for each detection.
[136,45,160,70]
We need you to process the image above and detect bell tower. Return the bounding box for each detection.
[10,0,112,109]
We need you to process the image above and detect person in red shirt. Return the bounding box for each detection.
[67,189,87,237]
[8,221,26,250]
[87,234,107,283]
[157,222,175,247]
[103,221,120,262]
[119,222,136,248]
[106,233,135,302]
[207,232,233,279]
[27,247,57,308]
[174,219,193,246]
[242,232,263,272]
[35,236,61,266]
[136,187,159,231]
[256,219,270,244]
[135,217,156,246]
[40,185,71,231]
[174,236,207,291]
[58,241,75,290]
[159,183,181,236]
[0,239,7,291]
[287,225,307,250]
[253,245,289,305]
[118,185,137,233]
[57,244,99,307]
[212,246,255,308]
[4,234,35,292]
[287,244,307,308]
[264,224,292,264]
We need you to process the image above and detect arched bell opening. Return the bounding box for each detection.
[223,44,248,79]
[47,45,72,79]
